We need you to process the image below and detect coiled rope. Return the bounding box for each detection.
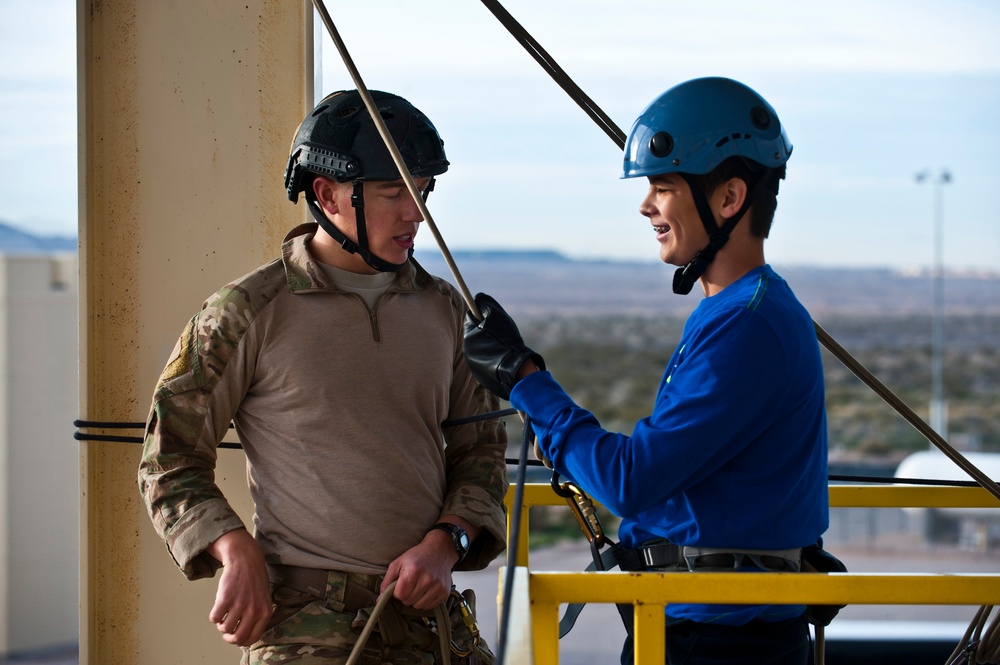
[946,605,1000,664]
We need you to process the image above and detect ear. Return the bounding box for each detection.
[717,177,748,221]
[311,177,342,217]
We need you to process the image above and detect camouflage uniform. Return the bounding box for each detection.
[241,570,493,664]
[139,223,507,662]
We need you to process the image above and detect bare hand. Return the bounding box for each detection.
[381,534,456,610]
[206,529,273,646]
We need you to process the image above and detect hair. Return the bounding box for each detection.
[690,157,785,238]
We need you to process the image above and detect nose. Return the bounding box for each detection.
[401,191,424,223]
[638,191,656,219]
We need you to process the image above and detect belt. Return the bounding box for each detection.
[266,564,383,613]
[614,539,802,572]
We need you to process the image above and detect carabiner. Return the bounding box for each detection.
[448,589,480,656]
[550,471,606,548]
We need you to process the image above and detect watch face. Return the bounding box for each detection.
[433,523,469,561]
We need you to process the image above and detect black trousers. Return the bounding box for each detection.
[620,614,810,665]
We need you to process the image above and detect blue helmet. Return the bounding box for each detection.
[622,77,792,179]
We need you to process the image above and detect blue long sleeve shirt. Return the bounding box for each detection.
[511,265,829,624]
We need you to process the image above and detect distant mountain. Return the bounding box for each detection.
[0,221,77,253]
[434,249,570,263]
[413,249,1000,317]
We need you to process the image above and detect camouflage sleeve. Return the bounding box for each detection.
[138,298,251,580]
[442,360,510,572]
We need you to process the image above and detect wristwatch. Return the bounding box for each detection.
[428,522,470,564]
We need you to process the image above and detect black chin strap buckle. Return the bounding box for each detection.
[672,232,730,295]
[672,258,705,295]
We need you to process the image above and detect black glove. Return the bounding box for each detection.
[463,293,545,400]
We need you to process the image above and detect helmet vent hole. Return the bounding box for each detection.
[380,110,396,120]
[716,136,730,148]
[311,104,330,118]
[750,105,771,130]
[335,106,358,118]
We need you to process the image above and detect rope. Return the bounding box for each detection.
[478,0,626,149]
[343,579,453,665]
[815,324,1000,502]
[830,474,980,487]
[947,605,1000,664]
[477,0,1000,505]
[494,415,532,665]
[70,419,992,488]
[310,0,481,321]
[814,624,825,665]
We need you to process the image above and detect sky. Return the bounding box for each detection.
[1,0,999,271]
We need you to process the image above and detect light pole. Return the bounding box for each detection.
[915,168,951,439]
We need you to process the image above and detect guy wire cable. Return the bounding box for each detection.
[479,0,1000,504]
[814,323,1000,501]
[311,0,481,321]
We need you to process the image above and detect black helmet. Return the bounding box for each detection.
[284,90,448,202]
[283,90,448,272]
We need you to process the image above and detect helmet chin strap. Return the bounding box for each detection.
[307,179,434,273]
[672,173,770,296]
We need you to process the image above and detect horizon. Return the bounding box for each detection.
[3,216,1000,278]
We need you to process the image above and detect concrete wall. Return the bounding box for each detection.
[0,253,79,655]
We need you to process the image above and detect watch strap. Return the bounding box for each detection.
[428,522,470,564]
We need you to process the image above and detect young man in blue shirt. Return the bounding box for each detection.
[463,77,829,665]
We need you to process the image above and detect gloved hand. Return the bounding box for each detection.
[463,293,545,400]
[533,438,554,470]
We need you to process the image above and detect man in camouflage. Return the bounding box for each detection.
[139,90,507,664]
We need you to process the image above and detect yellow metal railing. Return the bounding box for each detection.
[502,484,1000,665]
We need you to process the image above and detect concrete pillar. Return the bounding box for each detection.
[78,1,310,662]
